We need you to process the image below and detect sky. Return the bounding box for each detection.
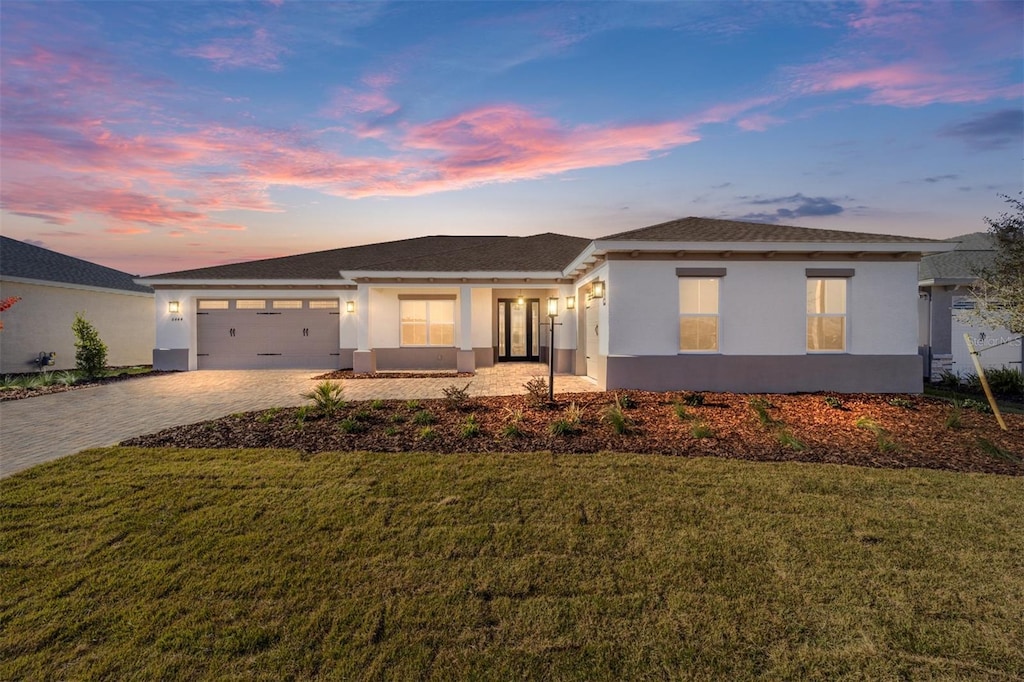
[1,1,1021,276]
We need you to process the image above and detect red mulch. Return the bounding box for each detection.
[121,391,1024,476]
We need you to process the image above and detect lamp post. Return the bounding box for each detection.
[547,296,559,402]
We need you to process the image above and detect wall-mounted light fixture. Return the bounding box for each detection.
[565,295,575,310]
[591,280,604,298]
[516,292,525,308]
[346,300,356,313]
[547,296,559,317]
[168,301,180,314]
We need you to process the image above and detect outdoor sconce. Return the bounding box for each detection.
[346,300,356,313]
[168,301,180,314]
[565,295,575,310]
[591,280,605,298]
[516,293,525,307]
[547,296,559,317]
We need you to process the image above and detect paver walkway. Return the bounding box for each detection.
[1,364,597,478]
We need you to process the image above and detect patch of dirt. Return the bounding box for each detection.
[313,370,474,380]
[121,391,1024,476]
[0,370,173,402]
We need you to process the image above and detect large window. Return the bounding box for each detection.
[400,300,454,347]
[807,279,846,351]
[679,278,719,352]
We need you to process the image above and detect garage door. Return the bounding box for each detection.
[197,299,341,369]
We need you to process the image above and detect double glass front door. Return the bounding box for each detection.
[498,298,539,361]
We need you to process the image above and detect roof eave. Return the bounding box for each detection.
[592,239,958,253]
[135,278,352,287]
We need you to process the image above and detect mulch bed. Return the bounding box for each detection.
[121,391,1024,476]
[313,370,474,380]
[0,371,172,402]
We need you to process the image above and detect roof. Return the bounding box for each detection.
[145,233,590,280]
[600,216,946,244]
[918,232,996,284]
[0,236,153,294]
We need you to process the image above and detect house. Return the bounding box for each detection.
[918,232,1023,379]
[0,236,155,374]
[138,217,955,393]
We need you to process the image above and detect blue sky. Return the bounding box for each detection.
[1,1,1021,275]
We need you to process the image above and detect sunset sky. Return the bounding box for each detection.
[1,1,1021,276]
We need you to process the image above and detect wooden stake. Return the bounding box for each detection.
[963,333,1008,431]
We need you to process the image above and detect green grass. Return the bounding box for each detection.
[2,449,1022,680]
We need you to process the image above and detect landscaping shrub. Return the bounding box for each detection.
[412,410,435,425]
[856,416,899,453]
[776,430,806,451]
[823,395,846,410]
[681,391,705,407]
[501,407,524,438]
[370,399,386,410]
[442,382,472,410]
[339,418,367,434]
[72,313,108,378]
[977,437,1021,464]
[962,397,992,413]
[302,381,345,416]
[602,395,635,435]
[888,397,916,410]
[418,426,436,441]
[691,422,714,439]
[550,402,584,436]
[523,377,549,406]
[749,397,781,429]
[945,406,963,430]
[673,401,693,421]
[985,367,1024,400]
[461,414,481,438]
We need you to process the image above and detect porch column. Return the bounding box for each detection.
[352,284,375,373]
[457,285,475,372]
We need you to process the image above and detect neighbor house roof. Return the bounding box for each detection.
[145,233,590,280]
[600,216,946,244]
[918,232,996,284]
[0,236,153,294]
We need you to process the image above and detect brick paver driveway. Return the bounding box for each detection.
[1,364,597,478]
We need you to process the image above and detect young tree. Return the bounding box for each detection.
[72,313,108,377]
[970,193,1024,335]
[0,296,20,330]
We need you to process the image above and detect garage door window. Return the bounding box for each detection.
[309,300,339,309]
[401,300,454,347]
[273,300,303,309]
[198,300,228,310]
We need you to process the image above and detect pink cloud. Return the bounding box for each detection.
[183,28,286,71]
[737,114,784,132]
[793,61,1019,107]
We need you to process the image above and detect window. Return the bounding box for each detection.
[807,279,846,351]
[309,300,339,309]
[679,278,719,352]
[198,300,228,310]
[400,300,454,346]
[235,300,266,310]
[272,300,303,309]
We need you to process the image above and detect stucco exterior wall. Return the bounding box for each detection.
[1,280,154,373]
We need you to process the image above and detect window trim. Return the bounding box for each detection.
[400,299,455,348]
[678,276,721,353]
[806,277,848,353]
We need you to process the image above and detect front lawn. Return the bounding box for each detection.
[2,449,1022,680]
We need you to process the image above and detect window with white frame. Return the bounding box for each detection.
[400,300,455,347]
[679,278,719,352]
[806,279,846,351]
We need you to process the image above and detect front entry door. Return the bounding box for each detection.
[498,299,540,361]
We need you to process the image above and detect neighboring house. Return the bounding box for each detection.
[0,236,155,374]
[138,217,954,393]
[918,232,1023,379]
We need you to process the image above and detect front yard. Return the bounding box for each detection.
[2,449,1022,680]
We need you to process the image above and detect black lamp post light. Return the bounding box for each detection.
[546,296,560,402]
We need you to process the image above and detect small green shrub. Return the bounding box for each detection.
[856,416,899,453]
[962,398,992,414]
[502,407,524,438]
[749,397,781,429]
[934,369,963,391]
[565,402,584,425]
[353,409,372,422]
[985,367,1024,399]
[944,407,963,430]
[339,418,367,434]
[691,422,714,439]
[616,393,637,409]
[673,401,693,421]
[389,413,408,424]
[404,400,421,411]
[442,382,473,410]
[54,370,80,386]
[549,419,576,436]
[682,391,705,407]
[295,405,312,426]
[302,381,345,416]
[0,375,19,390]
[257,408,279,424]
[384,426,398,436]
[603,396,635,435]
[418,426,437,441]
[72,313,108,378]
[776,430,806,451]
[888,397,916,410]
[524,377,549,406]
[413,410,435,425]
[370,399,387,410]
[823,396,845,410]
[461,414,481,438]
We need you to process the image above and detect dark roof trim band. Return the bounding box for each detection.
[806,268,855,278]
[676,267,727,277]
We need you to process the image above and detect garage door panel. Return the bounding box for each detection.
[197,302,340,369]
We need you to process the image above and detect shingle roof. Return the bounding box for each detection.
[600,216,945,244]
[918,232,996,283]
[0,236,153,294]
[146,233,590,280]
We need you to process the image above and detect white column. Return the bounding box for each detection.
[457,285,475,372]
[352,284,375,372]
